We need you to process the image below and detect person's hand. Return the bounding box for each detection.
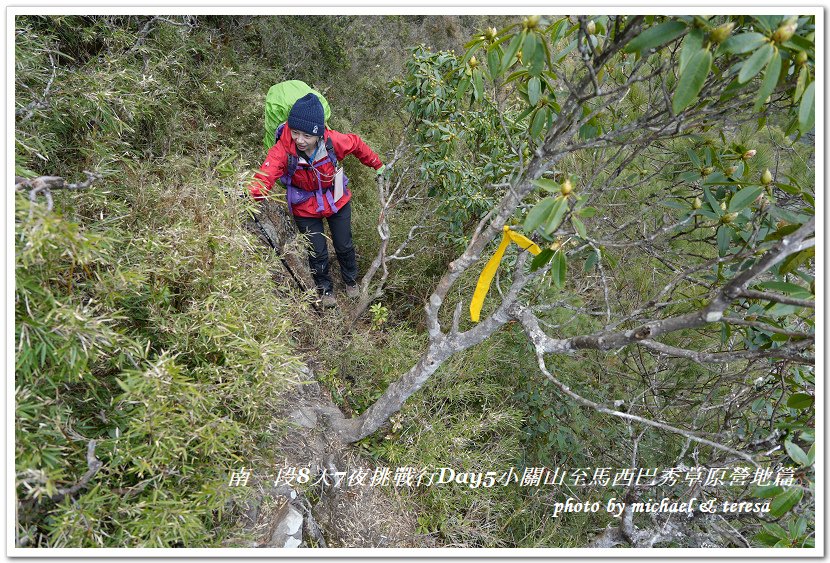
[376,164,386,177]
[249,185,266,201]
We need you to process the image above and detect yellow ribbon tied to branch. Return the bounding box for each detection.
[470,226,541,322]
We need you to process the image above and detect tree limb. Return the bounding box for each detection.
[50,440,103,503]
[16,50,57,123]
[739,289,815,309]
[639,339,814,365]
[524,338,759,466]
[17,171,102,217]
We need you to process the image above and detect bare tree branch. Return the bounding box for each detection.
[722,315,813,338]
[16,51,57,123]
[524,340,759,465]
[16,171,102,217]
[739,289,815,309]
[50,440,103,503]
[349,139,425,324]
[516,218,815,355]
[639,339,814,365]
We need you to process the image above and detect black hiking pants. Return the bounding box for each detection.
[293,201,357,294]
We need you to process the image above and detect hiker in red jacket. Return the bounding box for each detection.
[249,93,384,308]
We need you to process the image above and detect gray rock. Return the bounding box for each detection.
[288,407,318,429]
[267,503,304,548]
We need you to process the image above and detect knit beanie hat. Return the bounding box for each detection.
[287,93,325,136]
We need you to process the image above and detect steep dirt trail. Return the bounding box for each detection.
[238,202,426,548]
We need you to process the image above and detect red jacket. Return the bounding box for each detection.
[249,125,383,218]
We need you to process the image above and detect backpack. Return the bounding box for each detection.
[263,80,331,151]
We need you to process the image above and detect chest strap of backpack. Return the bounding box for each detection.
[281,137,342,214]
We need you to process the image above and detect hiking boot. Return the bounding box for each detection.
[345,284,360,299]
[321,292,337,309]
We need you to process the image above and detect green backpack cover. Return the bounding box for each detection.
[263,80,331,150]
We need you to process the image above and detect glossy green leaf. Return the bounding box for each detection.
[529,41,546,77]
[524,197,555,234]
[528,76,542,105]
[753,15,784,33]
[769,487,803,517]
[738,43,773,84]
[624,20,687,54]
[530,107,547,138]
[505,68,529,84]
[473,68,484,101]
[556,38,577,63]
[578,206,597,218]
[501,31,525,73]
[784,33,814,51]
[763,223,801,242]
[543,197,569,235]
[728,185,763,212]
[755,531,781,546]
[673,48,712,113]
[793,65,808,104]
[487,45,502,79]
[515,104,534,122]
[571,215,587,238]
[798,81,814,132]
[786,393,814,410]
[679,28,704,73]
[548,18,568,44]
[776,182,802,195]
[717,224,732,256]
[703,186,722,216]
[790,517,808,540]
[686,148,701,168]
[754,50,782,111]
[457,76,470,100]
[720,32,766,55]
[785,440,810,466]
[755,280,811,296]
[780,247,814,275]
[663,199,689,210]
[522,31,537,66]
[754,484,784,498]
[762,523,789,541]
[530,247,554,272]
[551,250,567,288]
[531,177,560,193]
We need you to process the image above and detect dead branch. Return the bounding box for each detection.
[739,289,815,308]
[523,337,759,466]
[16,171,102,216]
[50,440,103,503]
[126,15,194,55]
[515,218,815,355]
[349,138,425,324]
[16,51,57,123]
[639,339,814,365]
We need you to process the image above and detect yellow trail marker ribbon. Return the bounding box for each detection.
[470,226,541,322]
